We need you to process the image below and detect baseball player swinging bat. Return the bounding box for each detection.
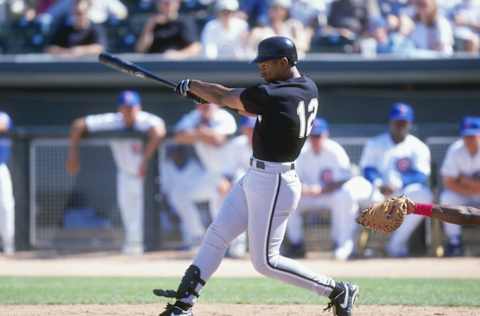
[98,53,206,103]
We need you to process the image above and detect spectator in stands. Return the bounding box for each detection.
[3,0,55,21]
[450,0,480,53]
[177,0,213,29]
[201,0,248,60]
[360,103,433,257]
[0,111,15,256]
[41,0,127,25]
[247,0,310,58]
[376,0,411,32]
[36,0,56,15]
[136,0,201,58]
[310,0,369,53]
[284,118,373,260]
[409,0,454,55]
[364,16,416,55]
[377,0,411,17]
[289,0,330,28]
[45,0,106,57]
[439,116,480,256]
[66,90,166,255]
[238,0,269,27]
[326,0,369,41]
[437,0,463,15]
[0,0,37,24]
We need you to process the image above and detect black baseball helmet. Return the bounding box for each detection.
[252,36,298,65]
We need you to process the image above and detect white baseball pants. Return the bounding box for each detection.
[193,159,336,297]
[0,164,14,252]
[117,171,144,251]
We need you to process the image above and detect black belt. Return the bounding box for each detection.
[250,158,295,170]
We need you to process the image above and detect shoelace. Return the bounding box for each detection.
[323,288,344,312]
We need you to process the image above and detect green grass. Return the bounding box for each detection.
[0,277,479,306]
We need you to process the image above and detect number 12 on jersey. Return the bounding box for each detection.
[297,98,319,138]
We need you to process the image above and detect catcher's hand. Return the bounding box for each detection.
[356,196,415,234]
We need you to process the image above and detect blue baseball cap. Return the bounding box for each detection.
[117,90,141,107]
[389,102,414,122]
[461,116,480,136]
[310,118,329,136]
[239,116,256,129]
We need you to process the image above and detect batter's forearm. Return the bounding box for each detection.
[178,79,246,111]
[189,80,233,106]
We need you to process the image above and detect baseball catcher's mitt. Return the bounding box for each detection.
[357,196,415,234]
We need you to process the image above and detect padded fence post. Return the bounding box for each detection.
[10,129,31,250]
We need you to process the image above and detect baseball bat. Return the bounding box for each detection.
[99,52,177,88]
[98,52,207,103]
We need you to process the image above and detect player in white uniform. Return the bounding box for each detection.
[222,116,255,182]
[218,116,257,258]
[168,103,237,248]
[66,91,166,255]
[440,116,480,256]
[0,112,15,256]
[285,118,373,260]
[160,143,207,248]
[360,103,433,257]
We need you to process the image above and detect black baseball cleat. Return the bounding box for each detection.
[159,302,193,316]
[324,281,359,316]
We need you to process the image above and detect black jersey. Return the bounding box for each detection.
[240,75,319,162]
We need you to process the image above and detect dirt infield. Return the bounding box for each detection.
[3,304,480,316]
[1,251,479,278]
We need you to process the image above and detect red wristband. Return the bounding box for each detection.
[414,203,433,217]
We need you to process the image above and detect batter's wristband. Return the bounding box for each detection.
[414,203,433,217]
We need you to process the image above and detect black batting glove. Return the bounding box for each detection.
[175,79,191,97]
